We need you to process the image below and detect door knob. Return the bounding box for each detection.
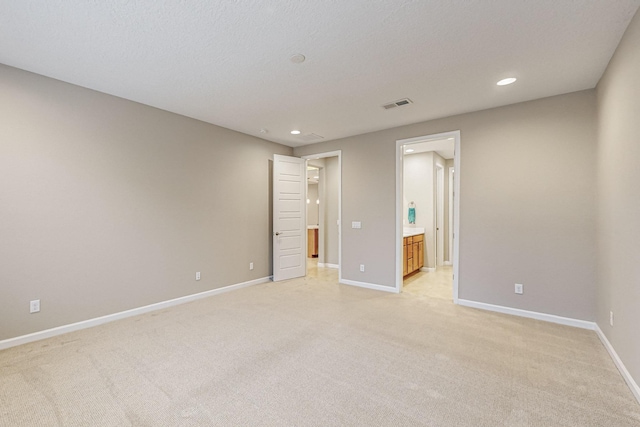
[274,232,281,236]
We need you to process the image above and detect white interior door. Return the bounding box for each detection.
[273,154,307,281]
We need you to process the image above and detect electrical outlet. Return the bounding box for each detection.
[30,299,40,313]
[360,264,365,272]
[515,283,523,294]
[195,272,201,281]
[249,262,254,270]
[610,311,614,327]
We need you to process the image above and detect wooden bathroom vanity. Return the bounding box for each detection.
[403,232,424,277]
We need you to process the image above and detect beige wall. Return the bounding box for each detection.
[596,8,640,387]
[295,90,598,321]
[404,152,432,229]
[0,64,292,341]
[307,183,319,226]
[403,152,434,268]
[322,156,340,266]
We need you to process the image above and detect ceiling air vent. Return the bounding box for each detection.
[299,133,324,142]
[382,98,413,110]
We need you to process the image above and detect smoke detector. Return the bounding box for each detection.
[290,54,306,64]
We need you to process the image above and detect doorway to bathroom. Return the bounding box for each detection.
[303,151,342,281]
[395,131,460,302]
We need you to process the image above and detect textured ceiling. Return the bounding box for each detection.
[1,1,639,147]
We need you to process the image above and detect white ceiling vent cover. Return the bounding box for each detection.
[383,98,413,110]
[299,133,325,142]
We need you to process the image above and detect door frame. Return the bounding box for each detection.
[436,164,444,267]
[301,150,342,281]
[447,166,454,265]
[395,131,460,302]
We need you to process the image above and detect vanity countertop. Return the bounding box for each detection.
[307,225,319,230]
[403,227,425,237]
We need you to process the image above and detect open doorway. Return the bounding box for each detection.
[306,166,320,260]
[302,151,342,280]
[395,131,460,302]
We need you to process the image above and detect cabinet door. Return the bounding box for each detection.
[418,241,424,269]
[403,242,407,276]
[413,242,419,272]
[313,229,319,256]
[307,229,314,258]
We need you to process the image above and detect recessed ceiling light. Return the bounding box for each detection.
[497,77,517,86]
[447,137,454,140]
[405,148,414,153]
[291,130,301,135]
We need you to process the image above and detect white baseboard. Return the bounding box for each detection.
[595,324,640,405]
[443,261,452,266]
[435,298,640,406]
[420,267,436,272]
[340,279,399,294]
[318,263,339,269]
[456,299,596,330]
[0,276,272,351]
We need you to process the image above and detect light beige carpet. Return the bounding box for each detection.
[1,264,639,426]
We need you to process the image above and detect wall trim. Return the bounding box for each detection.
[457,300,640,405]
[317,263,339,269]
[0,276,272,351]
[340,279,399,294]
[457,299,596,330]
[420,267,436,273]
[443,261,452,266]
[595,324,640,405]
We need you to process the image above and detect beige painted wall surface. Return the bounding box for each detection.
[596,8,640,386]
[323,156,340,266]
[307,183,319,226]
[0,65,292,341]
[295,90,597,321]
[403,152,433,267]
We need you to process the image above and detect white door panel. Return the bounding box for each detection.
[273,155,306,281]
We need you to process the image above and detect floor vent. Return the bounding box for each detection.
[383,98,413,110]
